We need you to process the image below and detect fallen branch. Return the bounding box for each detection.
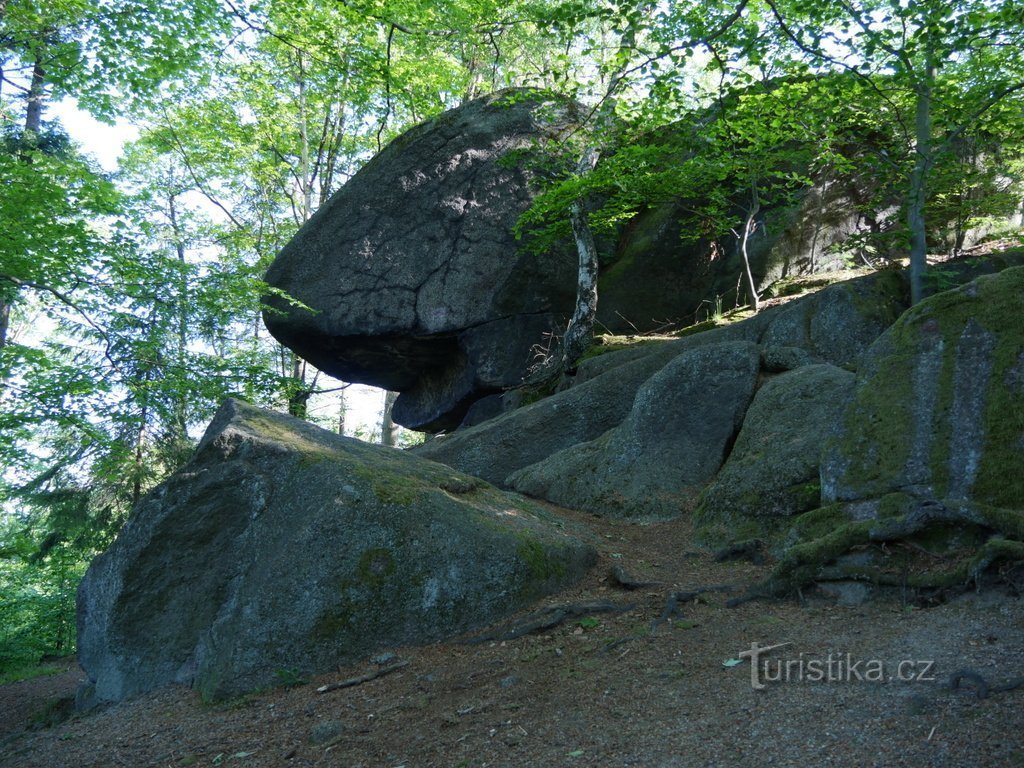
[464,601,635,644]
[713,540,767,565]
[316,660,409,694]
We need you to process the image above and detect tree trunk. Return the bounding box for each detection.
[380,390,398,447]
[24,50,46,138]
[907,58,936,305]
[168,191,190,440]
[523,147,602,387]
[0,48,46,358]
[561,152,602,366]
[0,298,9,349]
[739,183,762,313]
[132,402,149,508]
[287,354,310,418]
[337,388,347,435]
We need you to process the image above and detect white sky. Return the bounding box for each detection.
[51,98,395,440]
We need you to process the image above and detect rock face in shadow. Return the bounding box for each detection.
[413,316,774,484]
[508,341,762,519]
[263,89,580,432]
[76,400,596,706]
[693,363,856,542]
[415,269,908,510]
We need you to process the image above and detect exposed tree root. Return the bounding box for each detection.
[949,669,1024,700]
[464,601,636,644]
[650,585,735,634]
[713,539,766,565]
[728,498,1024,606]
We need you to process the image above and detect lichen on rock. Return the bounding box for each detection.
[76,399,596,706]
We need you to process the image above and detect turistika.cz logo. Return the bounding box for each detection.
[734,642,938,690]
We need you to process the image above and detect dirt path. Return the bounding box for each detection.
[2,512,1022,767]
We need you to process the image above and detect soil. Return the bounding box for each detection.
[2,509,1023,768]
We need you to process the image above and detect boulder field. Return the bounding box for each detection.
[77,255,1024,706]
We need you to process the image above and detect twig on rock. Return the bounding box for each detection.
[949,668,1024,700]
[609,563,660,590]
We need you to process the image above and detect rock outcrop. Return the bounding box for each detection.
[264,74,1021,431]
[76,400,595,706]
[415,269,905,508]
[693,363,856,542]
[263,89,581,432]
[508,341,762,519]
[413,315,774,484]
[734,262,1024,599]
[821,265,1024,507]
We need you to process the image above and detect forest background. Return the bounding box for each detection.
[1,0,1022,678]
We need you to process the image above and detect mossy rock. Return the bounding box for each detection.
[822,266,1024,508]
[693,364,856,545]
[77,400,596,706]
[735,267,1024,600]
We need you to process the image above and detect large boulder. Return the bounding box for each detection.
[263,89,581,431]
[76,400,595,706]
[693,363,856,543]
[509,341,762,519]
[821,266,1024,507]
[742,266,1024,599]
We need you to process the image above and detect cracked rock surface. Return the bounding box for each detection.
[263,89,581,430]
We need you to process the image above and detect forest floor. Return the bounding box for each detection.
[1,507,1023,768]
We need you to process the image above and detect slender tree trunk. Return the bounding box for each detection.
[0,299,9,349]
[167,191,190,440]
[296,54,314,222]
[0,48,47,354]
[24,50,46,138]
[740,183,761,313]
[907,58,936,305]
[380,390,398,447]
[561,147,602,366]
[337,388,347,435]
[132,402,149,507]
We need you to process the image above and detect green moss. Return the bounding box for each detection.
[762,268,875,300]
[578,334,666,363]
[973,338,1024,507]
[787,503,853,543]
[357,547,396,587]
[352,465,423,505]
[691,500,769,548]
[831,328,917,494]
[516,535,567,583]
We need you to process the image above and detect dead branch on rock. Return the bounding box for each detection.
[713,540,767,565]
[464,601,635,644]
[316,660,409,694]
